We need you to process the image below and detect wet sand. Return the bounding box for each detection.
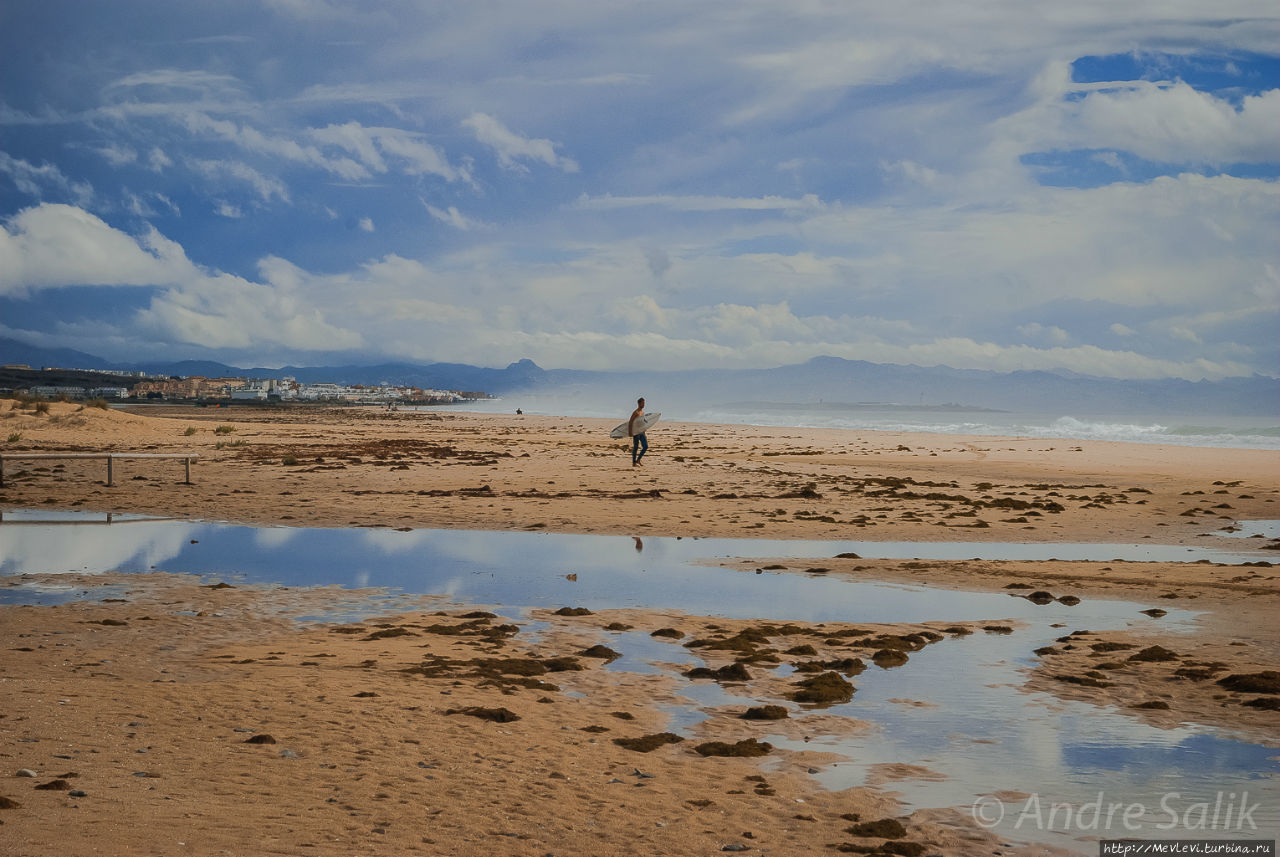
[1,400,1278,855]
[2,400,1276,544]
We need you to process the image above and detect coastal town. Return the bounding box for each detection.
[0,363,490,406]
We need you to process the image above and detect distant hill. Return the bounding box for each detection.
[0,339,121,372]
[0,338,1275,417]
[0,366,141,392]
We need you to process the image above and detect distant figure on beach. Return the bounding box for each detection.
[516,408,522,415]
[628,397,649,467]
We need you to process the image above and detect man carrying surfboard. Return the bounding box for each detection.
[628,397,649,466]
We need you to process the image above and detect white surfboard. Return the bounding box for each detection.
[610,412,660,439]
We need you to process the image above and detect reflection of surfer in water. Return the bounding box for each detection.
[628,397,649,467]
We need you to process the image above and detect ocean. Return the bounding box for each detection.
[689,404,1280,451]
[436,397,1280,451]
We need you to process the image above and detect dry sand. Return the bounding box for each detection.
[1,399,1278,856]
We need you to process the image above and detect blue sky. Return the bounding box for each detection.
[1,1,1277,379]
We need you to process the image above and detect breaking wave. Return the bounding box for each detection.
[689,408,1280,450]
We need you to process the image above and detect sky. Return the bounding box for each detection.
[1,1,1277,380]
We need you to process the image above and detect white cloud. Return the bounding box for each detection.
[189,158,289,202]
[883,160,942,188]
[699,301,811,341]
[183,112,370,181]
[261,0,348,21]
[576,193,824,212]
[0,203,360,352]
[1003,75,1280,166]
[137,272,363,351]
[292,80,441,109]
[0,204,194,296]
[425,204,483,231]
[125,191,169,217]
[1091,151,1124,170]
[106,69,244,97]
[308,122,467,183]
[148,147,173,172]
[96,144,137,166]
[462,113,578,173]
[2,4,1277,381]
[0,152,93,206]
[732,36,961,123]
[1071,84,1280,165]
[800,173,1279,313]
[1017,322,1071,345]
[609,294,668,331]
[308,121,388,172]
[370,128,468,182]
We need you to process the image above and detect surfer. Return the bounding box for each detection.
[628,397,649,466]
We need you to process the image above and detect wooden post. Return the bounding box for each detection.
[0,452,195,488]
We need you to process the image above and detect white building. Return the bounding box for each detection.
[297,382,351,400]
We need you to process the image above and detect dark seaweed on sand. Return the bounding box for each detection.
[684,662,752,682]
[613,733,685,752]
[1217,671,1280,694]
[845,818,907,839]
[1127,645,1179,662]
[740,705,789,720]
[446,706,520,722]
[694,738,773,757]
[790,671,854,705]
[577,644,621,661]
[871,649,909,668]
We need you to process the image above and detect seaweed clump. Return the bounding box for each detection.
[363,626,415,641]
[740,705,789,720]
[694,738,773,757]
[577,645,621,662]
[1127,646,1179,663]
[613,733,685,753]
[446,706,520,722]
[790,671,854,705]
[1217,672,1280,694]
[845,818,907,839]
[1243,697,1280,710]
[684,663,752,682]
[871,649,909,668]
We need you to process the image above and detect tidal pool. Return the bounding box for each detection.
[0,511,1276,853]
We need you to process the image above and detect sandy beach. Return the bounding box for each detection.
[1,400,1277,856]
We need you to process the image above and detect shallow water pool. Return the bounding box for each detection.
[1,512,1275,852]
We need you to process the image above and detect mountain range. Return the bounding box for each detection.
[2,338,1275,417]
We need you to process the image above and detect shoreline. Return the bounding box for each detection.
[2,401,1278,546]
[2,400,1277,855]
[402,400,1280,452]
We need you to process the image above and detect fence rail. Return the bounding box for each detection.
[0,452,197,487]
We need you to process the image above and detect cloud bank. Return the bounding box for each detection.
[0,1,1275,382]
